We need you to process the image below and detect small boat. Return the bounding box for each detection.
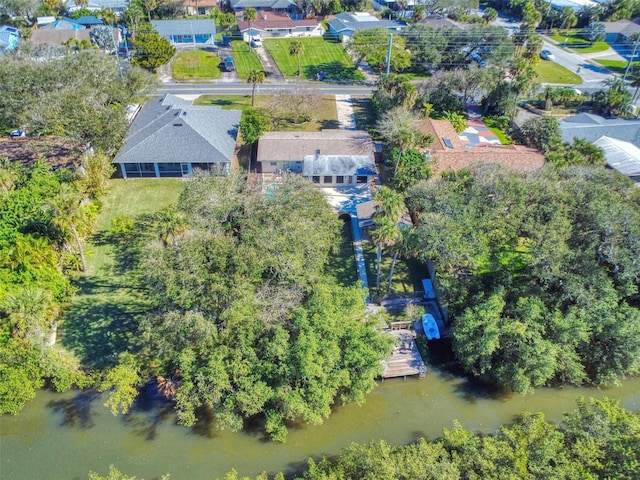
[421,313,440,340]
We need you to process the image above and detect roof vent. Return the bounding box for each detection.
[316,149,321,155]
[182,111,187,116]
[173,123,183,127]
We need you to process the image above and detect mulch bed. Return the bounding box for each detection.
[0,137,85,169]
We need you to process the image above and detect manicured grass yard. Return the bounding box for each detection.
[264,37,354,78]
[595,59,638,74]
[196,94,339,132]
[231,40,263,79]
[61,179,184,368]
[549,34,609,54]
[172,50,222,80]
[535,60,582,84]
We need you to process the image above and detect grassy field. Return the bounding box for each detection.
[196,94,339,131]
[595,59,638,74]
[535,60,582,84]
[352,96,377,131]
[549,34,609,53]
[482,116,512,144]
[172,50,222,80]
[61,179,184,368]
[231,40,263,79]
[264,37,354,78]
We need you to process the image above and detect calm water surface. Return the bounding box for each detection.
[2,370,640,480]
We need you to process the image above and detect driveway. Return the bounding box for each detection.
[217,45,239,83]
[252,45,285,82]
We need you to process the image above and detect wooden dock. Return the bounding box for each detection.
[381,330,426,379]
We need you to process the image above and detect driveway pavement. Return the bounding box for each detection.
[252,45,285,82]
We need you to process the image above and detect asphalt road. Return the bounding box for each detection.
[541,40,613,86]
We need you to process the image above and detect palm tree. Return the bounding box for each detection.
[370,218,398,290]
[376,107,421,178]
[373,186,404,223]
[387,225,416,291]
[2,287,59,343]
[247,69,266,106]
[245,8,258,42]
[289,40,304,77]
[154,206,187,247]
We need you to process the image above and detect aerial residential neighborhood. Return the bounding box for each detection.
[2,0,640,478]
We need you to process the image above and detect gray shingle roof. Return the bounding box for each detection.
[230,0,296,9]
[150,19,216,37]
[328,12,407,35]
[114,95,241,165]
[560,114,640,146]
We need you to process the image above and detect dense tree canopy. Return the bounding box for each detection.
[0,160,99,414]
[0,50,155,154]
[406,165,640,393]
[108,173,392,440]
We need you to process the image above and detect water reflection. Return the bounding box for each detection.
[1,370,639,480]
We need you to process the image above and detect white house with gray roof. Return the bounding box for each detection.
[256,130,377,186]
[114,94,241,178]
[65,0,129,13]
[151,19,216,45]
[327,12,407,41]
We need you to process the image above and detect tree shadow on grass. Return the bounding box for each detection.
[304,61,365,82]
[61,282,148,369]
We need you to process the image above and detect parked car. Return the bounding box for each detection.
[250,36,262,48]
[220,35,231,47]
[223,57,235,72]
[9,129,25,138]
[540,50,555,61]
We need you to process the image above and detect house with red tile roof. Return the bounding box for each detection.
[417,118,545,175]
[236,11,324,40]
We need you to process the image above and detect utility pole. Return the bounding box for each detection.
[385,33,393,77]
[624,36,640,81]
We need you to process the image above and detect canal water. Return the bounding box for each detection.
[2,369,640,480]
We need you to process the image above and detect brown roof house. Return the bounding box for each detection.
[256,130,378,187]
[417,118,545,175]
[237,11,324,40]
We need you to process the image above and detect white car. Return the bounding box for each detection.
[250,36,263,48]
[540,50,555,61]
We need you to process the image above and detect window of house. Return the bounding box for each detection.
[336,176,344,184]
[324,176,332,184]
[356,176,367,183]
[312,176,320,183]
[270,161,277,166]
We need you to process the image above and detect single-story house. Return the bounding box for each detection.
[65,0,129,13]
[256,130,377,186]
[417,118,545,175]
[327,12,408,42]
[594,135,640,182]
[114,94,241,178]
[601,20,640,44]
[183,0,218,16]
[0,25,20,51]
[151,19,216,45]
[229,0,297,13]
[559,113,640,147]
[237,11,324,40]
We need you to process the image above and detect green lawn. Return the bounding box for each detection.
[196,94,339,131]
[352,96,377,131]
[549,34,609,53]
[363,242,425,301]
[482,116,512,145]
[61,179,184,369]
[595,59,638,74]
[264,37,355,78]
[535,60,583,84]
[231,40,263,79]
[325,219,358,287]
[172,50,222,80]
